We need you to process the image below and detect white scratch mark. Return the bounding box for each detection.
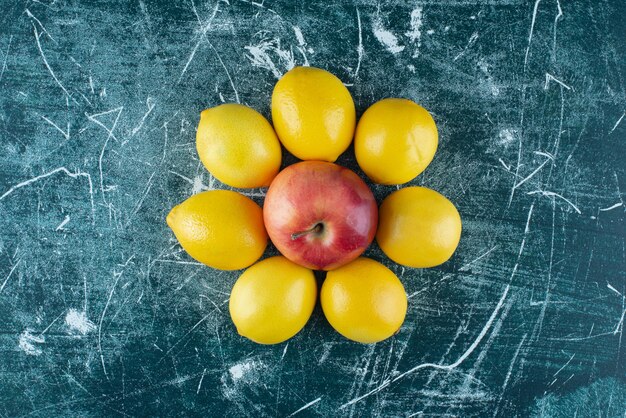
[98,255,134,379]
[0,167,95,222]
[131,97,156,137]
[0,35,12,83]
[607,283,623,297]
[453,32,479,61]
[33,25,70,97]
[281,342,289,361]
[552,0,563,57]
[154,259,203,266]
[339,284,511,409]
[161,310,216,359]
[354,8,363,79]
[544,73,572,91]
[534,150,554,160]
[65,308,96,335]
[614,303,626,335]
[599,202,623,212]
[196,368,207,394]
[459,246,498,272]
[178,0,221,83]
[499,158,511,171]
[26,9,55,41]
[18,330,45,356]
[0,258,21,294]
[405,6,423,57]
[129,171,156,219]
[40,114,70,140]
[55,215,70,231]
[609,111,625,135]
[287,397,322,417]
[513,158,550,190]
[207,40,240,103]
[86,107,123,204]
[372,20,404,54]
[39,311,64,335]
[524,0,542,67]
[553,353,575,377]
[493,333,527,417]
[527,190,582,214]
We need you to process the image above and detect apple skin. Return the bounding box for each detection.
[263,161,378,271]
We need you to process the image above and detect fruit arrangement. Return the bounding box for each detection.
[167,66,462,345]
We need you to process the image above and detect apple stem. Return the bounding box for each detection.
[291,223,324,240]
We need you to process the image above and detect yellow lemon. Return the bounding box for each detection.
[271,66,356,162]
[196,104,281,188]
[321,257,407,344]
[229,256,317,344]
[166,190,267,270]
[355,98,438,184]
[377,187,461,268]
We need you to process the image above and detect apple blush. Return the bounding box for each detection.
[263,161,378,271]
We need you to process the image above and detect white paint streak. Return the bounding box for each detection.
[373,20,404,54]
[244,37,295,79]
[405,6,423,57]
[229,361,257,381]
[65,309,96,335]
[293,26,306,46]
[18,330,44,356]
[354,8,363,78]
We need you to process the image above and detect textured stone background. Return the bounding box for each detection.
[0,0,624,416]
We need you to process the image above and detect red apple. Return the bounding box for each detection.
[263,161,378,270]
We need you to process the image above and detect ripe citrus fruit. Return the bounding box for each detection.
[377,187,461,268]
[321,257,407,343]
[229,256,317,344]
[196,103,281,188]
[271,66,356,162]
[166,190,267,270]
[354,98,438,184]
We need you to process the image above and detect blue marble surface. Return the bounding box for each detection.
[0,0,624,416]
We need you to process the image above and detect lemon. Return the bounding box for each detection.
[229,256,317,344]
[377,187,461,268]
[166,190,267,270]
[196,104,282,188]
[321,257,407,344]
[354,98,438,185]
[271,66,356,162]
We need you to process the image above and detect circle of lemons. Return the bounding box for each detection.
[168,66,462,345]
